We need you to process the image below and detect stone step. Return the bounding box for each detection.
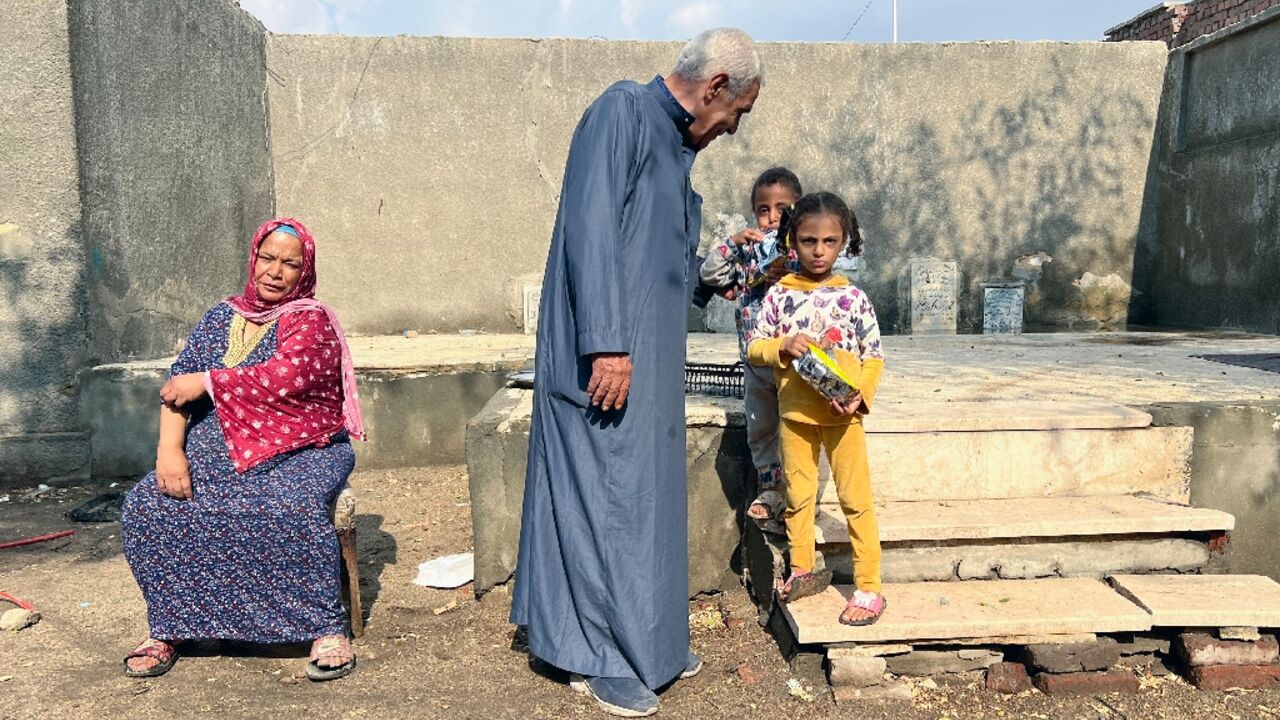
[867,400,1152,433]
[820,426,1192,503]
[813,495,1233,545]
[1110,574,1280,628]
[782,578,1152,645]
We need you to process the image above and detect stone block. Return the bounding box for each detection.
[823,538,1209,586]
[783,579,1151,646]
[1115,634,1172,656]
[1176,632,1279,667]
[1189,664,1280,691]
[985,662,1033,694]
[1219,626,1262,642]
[832,681,915,703]
[828,644,912,658]
[828,655,886,688]
[1033,669,1139,696]
[1025,638,1121,673]
[886,649,1002,676]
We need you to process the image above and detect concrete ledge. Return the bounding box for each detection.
[1148,401,1280,580]
[467,388,752,596]
[814,495,1233,544]
[0,433,90,486]
[80,363,513,480]
[827,426,1194,503]
[818,537,1211,584]
[869,401,1152,433]
[783,579,1152,645]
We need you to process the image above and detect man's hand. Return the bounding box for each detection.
[155,445,193,500]
[730,228,764,247]
[587,353,632,411]
[160,372,207,408]
[780,334,817,362]
[715,286,739,301]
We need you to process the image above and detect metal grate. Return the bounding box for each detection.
[685,361,745,398]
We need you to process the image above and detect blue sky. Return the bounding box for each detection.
[238,0,1161,42]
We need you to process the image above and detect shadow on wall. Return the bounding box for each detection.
[698,57,1157,334]
[0,220,91,482]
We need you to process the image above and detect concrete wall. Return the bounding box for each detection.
[267,37,1168,335]
[80,365,513,481]
[1149,401,1280,580]
[1133,8,1280,334]
[67,0,275,362]
[0,0,91,483]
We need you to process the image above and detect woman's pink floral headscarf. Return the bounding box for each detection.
[208,218,366,472]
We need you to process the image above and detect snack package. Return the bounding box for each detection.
[792,343,859,403]
[746,230,787,287]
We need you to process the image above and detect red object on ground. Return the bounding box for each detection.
[0,529,75,550]
[0,592,38,612]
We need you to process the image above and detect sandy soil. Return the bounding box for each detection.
[3,466,1280,720]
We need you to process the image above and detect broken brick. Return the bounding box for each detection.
[1189,664,1280,691]
[1033,669,1138,696]
[1176,632,1279,667]
[986,662,1034,694]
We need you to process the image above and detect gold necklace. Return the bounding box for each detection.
[224,313,277,368]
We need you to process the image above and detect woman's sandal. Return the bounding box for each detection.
[777,569,833,604]
[839,590,887,627]
[306,634,356,682]
[124,638,178,678]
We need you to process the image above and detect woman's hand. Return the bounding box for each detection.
[155,445,192,500]
[780,334,816,361]
[829,392,864,418]
[160,373,207,408]
[730,228,764,247]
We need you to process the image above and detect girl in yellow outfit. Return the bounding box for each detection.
[746,191,887,626]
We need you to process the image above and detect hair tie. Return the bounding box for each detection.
[272,224,300,239]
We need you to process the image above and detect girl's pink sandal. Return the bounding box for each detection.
[839,590,887,626]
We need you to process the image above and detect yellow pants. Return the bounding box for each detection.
[780,418,882,593]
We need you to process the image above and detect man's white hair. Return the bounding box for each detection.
[671,28,763,98]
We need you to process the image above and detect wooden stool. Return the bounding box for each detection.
[331,484,363,637]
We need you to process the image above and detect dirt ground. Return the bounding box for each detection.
[3,466,1280,720]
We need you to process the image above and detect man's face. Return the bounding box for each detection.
[687,76,760,150]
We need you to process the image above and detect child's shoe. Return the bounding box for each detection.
[778,568,833,603]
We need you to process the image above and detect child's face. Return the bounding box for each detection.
[794,213,846,279]
[753,183,799,231]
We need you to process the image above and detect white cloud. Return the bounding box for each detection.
[239,0,370,34]
[617,0,640,34]
[667,0,722,35]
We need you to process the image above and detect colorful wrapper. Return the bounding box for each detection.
[791,344,859,403]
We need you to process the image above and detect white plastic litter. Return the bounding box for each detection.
[412,552,475,589]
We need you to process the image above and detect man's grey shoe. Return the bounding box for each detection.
[680,652,703,679]
[569,675,659,717]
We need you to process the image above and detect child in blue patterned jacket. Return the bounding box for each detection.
[700,167,802,532]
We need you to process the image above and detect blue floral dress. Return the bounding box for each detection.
[121,304,353,643]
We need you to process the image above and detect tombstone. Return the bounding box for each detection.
[983,279,1025,334]
[522,283,541,335]
[900,257,958,335]
[704,295,739,335]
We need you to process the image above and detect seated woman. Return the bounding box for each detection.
[121,218,366,682]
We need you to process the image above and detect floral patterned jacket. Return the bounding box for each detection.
[747,273,886,425]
